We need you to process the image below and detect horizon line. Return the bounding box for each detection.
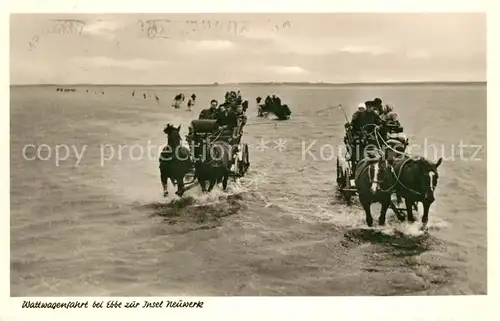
[10,80,487,87]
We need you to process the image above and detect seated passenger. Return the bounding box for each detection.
[384,112,403,133]
[216,106,229,126]
[373,97,384,115]
[199,99,218,119]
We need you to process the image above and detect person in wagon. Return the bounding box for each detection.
[361,101,382,128]
[231,105,246,144]
[216,105,230,127]
[352,101,382,149]
[373,97,385,115]
[236,90,243,104]
[265,95,272,109]
[383,112,407,144]
[384,112,403,133]
[352,101,380,132]
[199,99,219,119]
[351,103,366,122]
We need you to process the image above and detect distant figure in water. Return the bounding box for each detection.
[143,93,146,99]
[132,90,135,97]
[86,89,88,93]
[102,92,104,95]
[155,95,160,104]
[187,99,193,111]
[190,93,196,108]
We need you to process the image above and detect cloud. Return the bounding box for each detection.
[9,13,486,84]
[185,39,236,51]
[71,56,170,70]
[82,19,124,39]
[338,45,391,55]
[269,65,309,74]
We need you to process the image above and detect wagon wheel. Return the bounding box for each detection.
[336,158,341,185]
[342,168,353,205]
[236,144,248,177]
[243,144,250,173]
[336,158,345,189]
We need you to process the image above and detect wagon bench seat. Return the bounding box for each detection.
[190,119,219,134]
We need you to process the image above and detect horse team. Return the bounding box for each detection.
[351,112,442,229]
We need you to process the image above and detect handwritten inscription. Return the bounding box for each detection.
[45,19,85,35]
[21,300,204,310]
[138,19,291,39]
[28,19,86,50]
[26,18,292,50]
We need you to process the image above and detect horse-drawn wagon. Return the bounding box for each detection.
[336,120,412,221]
[186,119,250,179]
[160,116,251,196]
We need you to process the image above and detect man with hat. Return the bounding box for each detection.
[198,99,219,119]
[373,97,384,115]
[355,100,381,132]
[351,102,366,133]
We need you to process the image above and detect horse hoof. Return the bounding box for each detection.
[163,192,168,197]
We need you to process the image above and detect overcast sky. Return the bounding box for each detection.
[10,13,486,84]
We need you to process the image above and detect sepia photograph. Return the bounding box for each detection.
[9,12,487,298]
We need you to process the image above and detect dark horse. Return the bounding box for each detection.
[159,124,193,197]
[193,138,232,192]
[354,151,397,227]
[392,156,442,226]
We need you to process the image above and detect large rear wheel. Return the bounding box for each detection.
[342,168,353,205]
[235,144,250,177]
[243,144,250,173]
[336,157,342,187]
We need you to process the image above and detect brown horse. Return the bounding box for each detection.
[354,152,397,227]
[392,156,442,227]
[159,124,193,197]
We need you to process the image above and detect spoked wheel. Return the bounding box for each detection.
[342,168,353,205]
[239,144,250,176]
[336,158,343,187]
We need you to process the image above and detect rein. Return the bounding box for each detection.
[195,127,228,165]
[354,125,424,196]
[371,127,424,196]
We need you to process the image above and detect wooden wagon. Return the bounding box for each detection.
[336,122,413,218]
[186,119,250,178]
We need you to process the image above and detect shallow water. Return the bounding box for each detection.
[10,84,486,295]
